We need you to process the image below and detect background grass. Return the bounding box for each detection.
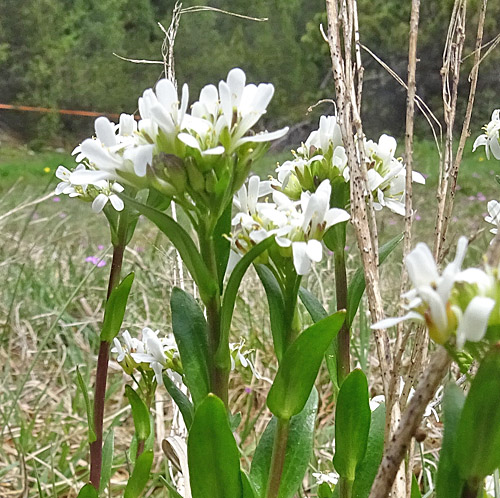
[0,138,498,496]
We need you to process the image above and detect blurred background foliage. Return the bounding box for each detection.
[0,0,498,146]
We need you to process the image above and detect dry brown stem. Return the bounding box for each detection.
[325,0,393,404]
[369,348,451,498]
[433,0,467,262]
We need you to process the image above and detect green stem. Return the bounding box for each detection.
[199,224,229,406]
[265,418,291,498]
[89,210,129,489]
[334,246,350,385]
[339,477,353,498]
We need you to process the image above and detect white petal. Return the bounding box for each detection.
[292,241,311,275]
[178,132,201,150]
[123,144,154,177]
[70,169,114,185]
[234,127,289,147]
[92,194,108,213]
[109,194,124,211]
[418,286,448,334]
[455,296,495,348]
[371,311,424,329]
[405,243,439,288]
[324,208,350,228]
[306,239,323,262]
[95,117,117,147]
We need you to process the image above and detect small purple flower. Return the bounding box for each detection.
[97,244,105,251]
[86,255,106,267]
[423,173,429,179]
[388,219,397,226]
[344,245,350,251]
[468,195,476,201]
[59,212,67,218]
[53,196,61,202]
[452,216,458,222]
[244,387,252,394]
[477,193,486,202]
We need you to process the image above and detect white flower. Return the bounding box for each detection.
[473,109,500,160]
[229,340,271,382]
[139,79,189,136]
[91,182,125,213]
[55,164,87,197]
[230,178,349,275]
[485,200,500,235]
[372,237,496,348]
[312,471,339,486]
[112,328,178,386]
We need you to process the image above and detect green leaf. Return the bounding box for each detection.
[75,367,96,443]
[298,286,328,321]
[334,369,371,481]
[352,403,386,498]
[76,483,98,498]
[347,233,403,326]
[213,203,232,290]
[188,394,243,498]
[124,449,154,498]
[255,263,286,361]
[99,429,115,494]
[250,389,318,498]
[318,482,334,498]
[241,471,257,498]
[298,287,339,392]
[163,373,194,428]
[125,385,151,442]
[267,312,345,420]
[170,288,210,407]
[435,384,465,498]
[119,194,217,300]
[100,272,135,343]
[411,475,422,498]
[159,475,184,498]
[456,346,500,483]
[220,238,276,357]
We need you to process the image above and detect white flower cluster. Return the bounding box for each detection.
[473,109,500,160]
[230,176,350,275]
[372,237,497,349]
[111,328,179,386]
[55,68,288,212]
[275,114,425,215]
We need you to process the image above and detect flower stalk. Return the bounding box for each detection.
[265,417,291,498]
[89,209,129,489]
[334,244,350,385]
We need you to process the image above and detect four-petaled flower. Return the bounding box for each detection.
[473,109,500,160]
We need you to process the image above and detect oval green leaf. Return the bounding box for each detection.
[100,272,134,343]
[255,263,286,361]
[170,287,210,407]
[125,385,151,442]
[352,403,385,498]
[99,429,115,494]
[333,369,370,481]
[124,449,154,498]
[163,373,194,428]
[267,311,345,420]
[76,483,98,498]
[188,394,243,498]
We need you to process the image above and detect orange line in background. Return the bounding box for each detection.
[0,103,139,120]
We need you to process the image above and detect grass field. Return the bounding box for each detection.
[0,138,498,497]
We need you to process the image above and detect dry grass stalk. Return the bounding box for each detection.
[433,0,467,262]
